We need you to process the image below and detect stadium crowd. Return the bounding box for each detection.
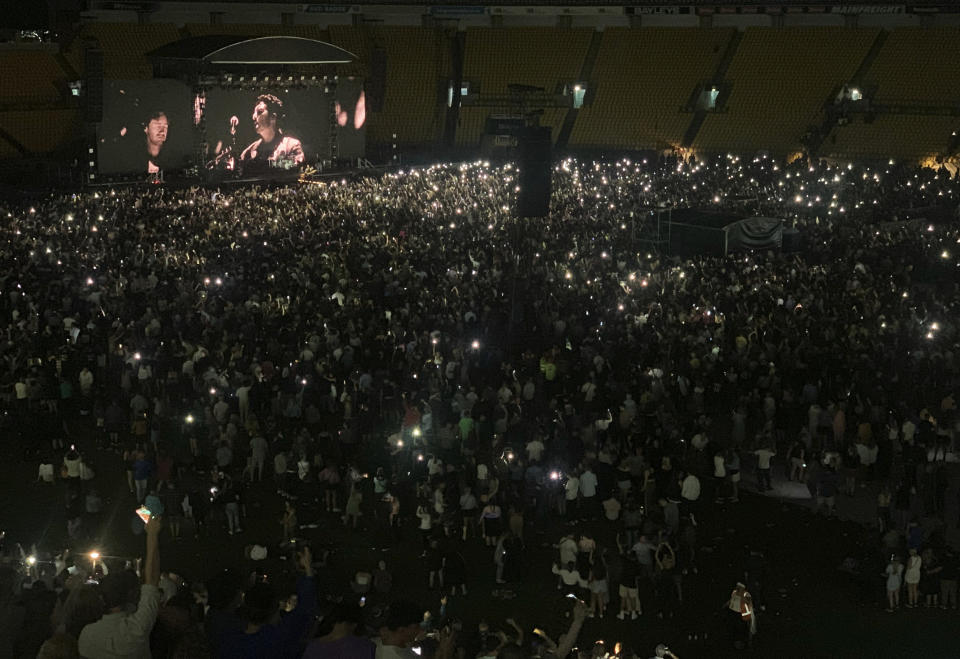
[0,152,959,659]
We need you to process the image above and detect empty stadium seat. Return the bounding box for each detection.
[457,27,593,147]
[0,51,66,106]
[694,27,879,156]
[0,109,79,155]
[824,115,958,162]
[571,28,734,151]
[867,28,960,105]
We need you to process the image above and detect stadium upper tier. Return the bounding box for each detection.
[1,23,958,163]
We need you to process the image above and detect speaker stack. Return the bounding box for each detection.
[517,126,552,218]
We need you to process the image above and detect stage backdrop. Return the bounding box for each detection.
[97,79,193,175]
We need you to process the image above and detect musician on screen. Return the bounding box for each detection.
[240,94,304,173]
[143,110,169,174]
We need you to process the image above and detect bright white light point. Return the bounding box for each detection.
[134,352,141,360]
[471,340,480,350]
[209,387,217,395]
[618,304,624,311]
[931,323,940,331]
[27,556,36,566]
[601,252,608,259]
[86,277,94,285]
[942,251,950,259]
[628,273,635,281]
[565,272,572,279]
[215,278,223,285]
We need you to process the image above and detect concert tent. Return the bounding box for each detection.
[667,209,787,257]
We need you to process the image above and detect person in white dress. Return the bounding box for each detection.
[905,548,922,608]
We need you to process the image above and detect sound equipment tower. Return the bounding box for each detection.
[517,125,552,218]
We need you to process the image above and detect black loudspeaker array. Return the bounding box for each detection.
[367,48,387,114]
[517,126,552,218]
[84,44,104,123]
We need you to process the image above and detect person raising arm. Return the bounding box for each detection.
[78,515,162,658]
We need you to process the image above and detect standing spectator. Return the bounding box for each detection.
[302,603,375,659]
[218,547,317,659]
[885,555,904,612]
[78,516,162,657]
[905,548,922,608]
[579,465,598,517]
[481,499,502,547]
[133,450,152,503]
[939,548,958,610]
[249,433,269,482]
[753,443,775,492]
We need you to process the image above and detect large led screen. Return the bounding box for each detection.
[97,80,193,175]
[204,88,329,176]
[334,78,366,161]
[204,82,366,176]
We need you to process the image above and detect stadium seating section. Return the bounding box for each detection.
[2,23,959,163]
[823,115,958,162]
[75,23,182,80]
[457,27,593,147]
[0,51,67,106]
[0,110,79,155]
[570,28,733,151]
[694,27,879,155]
[866,27,960,105]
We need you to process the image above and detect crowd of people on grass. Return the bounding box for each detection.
[0,153,959,658]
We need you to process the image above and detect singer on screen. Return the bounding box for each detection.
[143,110,169,174]
[240,94,304,173]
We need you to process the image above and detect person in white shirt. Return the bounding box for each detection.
[680,472,701,504]
[579,466,598,515]
[525,437,545,463]
[557,534,578,566]
[753,444,776,492]
[563,473,580,517]
[38,460,55,484]
[581,378,597,404]
[552,561,587,591]
[78,516,162,658]
[416,501,433,550]
[602,495,621,521]
[522,379,535,402]
[78,367,94,395]
[901,418,916,445]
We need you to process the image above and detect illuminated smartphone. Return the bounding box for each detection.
[565,592,578,599]
[136,506,151,524]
